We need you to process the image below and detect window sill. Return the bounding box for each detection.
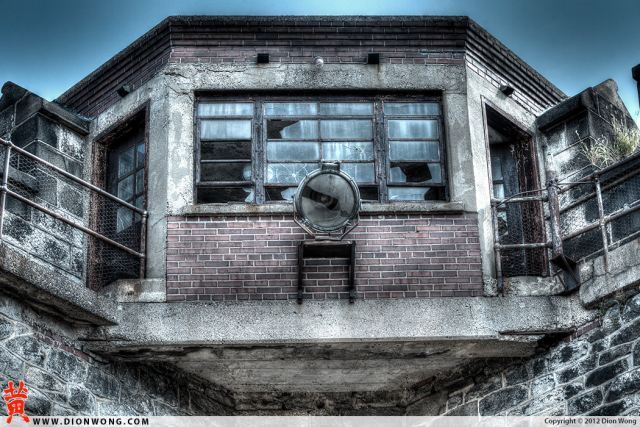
[180,201,465,216]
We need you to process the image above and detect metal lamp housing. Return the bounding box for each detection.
[293,162,360,238]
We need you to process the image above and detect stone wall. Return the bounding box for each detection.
[166,212,482,301]
[0,294,234,417]
[0,83,90,284]
[404,291,640,416]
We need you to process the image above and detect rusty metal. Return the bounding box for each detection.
[546,170,563,259]
[0,138,143,215]
[492,204,503,295]
[559,166,640,215]
[496,242,551,250]
[140,211,148,278]
[560,150,640,193]
[594,176,610,272]
[491,195,547,206]
[6,189,144,259]
[0,145,11,242]
[297,240,356,304]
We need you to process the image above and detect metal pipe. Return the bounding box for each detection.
[547,170,564,258]
[0,146,11,242]
[492,204,503,295]
[496,242,552,250]
[6,189,144,259]
[491,195,547,205]
[559,166,640,215]
[560,201,640,243]
[594,177,610,272]
[140,211,148,278]
[0,138,143,214]
[560,150,640,192]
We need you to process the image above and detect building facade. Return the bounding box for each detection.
[1,16,640,416]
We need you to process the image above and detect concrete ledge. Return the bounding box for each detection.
[181,201,466,217]
[580,238,640,308]
[89,295,594,347]
[0,244,117,325]
[99,278,166,303]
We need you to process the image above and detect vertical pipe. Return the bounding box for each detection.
[492,203,503,295]
[297,242,304,303]
[139,210,148,279]
[547,170,563,258]
[0,145,12,242]
[594,176,610,272]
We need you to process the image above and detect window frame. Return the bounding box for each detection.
[194,94,447,204]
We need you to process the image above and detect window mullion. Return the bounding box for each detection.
[255,99,265,204]
[374,99,388,203]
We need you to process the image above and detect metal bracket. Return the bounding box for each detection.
[297,240,356,304]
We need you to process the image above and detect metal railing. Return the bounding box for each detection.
[492,151,640,294]
[0,137,147,289]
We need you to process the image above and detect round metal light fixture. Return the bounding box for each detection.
[293,162,360,240]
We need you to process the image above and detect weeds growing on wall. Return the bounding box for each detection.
[580,115,640,168]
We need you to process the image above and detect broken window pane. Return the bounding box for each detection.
[198,103,253,116]
[197,187,254,203]
[137,143,145,167]
[321,120,372,139]
[267,163,318,183]
[264,103,317,116]
[136,169,144,194]
[267,142,320,161]
[389,187,442,201]
[390,141,439,161]
[493,183,505,199]
[341,163,375,182]
[267,120,319,139]
[385,103,439,116]
[117,206,133,232]
[319,103,374,116]
[118,175,134,201]
[358,186,379,201]
[119,146,135,177]
[135,196,143,222]
[201,141,252,160]
[491,156,503,180]
[266,187,298,201]
[388,120,438,139]
[201,162,252,182]
[390,163,441,183]
[322,142,373,161]
[201,120,252,140]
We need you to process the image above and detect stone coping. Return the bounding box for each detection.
[180,201,466,217]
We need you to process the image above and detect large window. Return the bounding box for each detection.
[195,96,446,204]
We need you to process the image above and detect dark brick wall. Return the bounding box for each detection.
[165,212,483,302]
[55,16,566,118]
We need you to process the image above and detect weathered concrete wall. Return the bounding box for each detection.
[464,68,539,295]
[89,61,483,285]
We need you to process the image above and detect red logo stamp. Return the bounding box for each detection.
[3,381,29,424]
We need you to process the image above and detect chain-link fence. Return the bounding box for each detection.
[0,139,146,290]
[492,152,640,293]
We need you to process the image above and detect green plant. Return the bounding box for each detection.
[580,115,640,169]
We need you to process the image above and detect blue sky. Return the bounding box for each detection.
[1,0,639,121]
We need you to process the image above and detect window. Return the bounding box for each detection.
[195,96,446,204]
[107,126,146,232]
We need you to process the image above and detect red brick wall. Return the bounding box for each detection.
[166,212,482,301]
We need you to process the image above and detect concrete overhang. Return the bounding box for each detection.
[82,296,596,393]
[0,244,117,326]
